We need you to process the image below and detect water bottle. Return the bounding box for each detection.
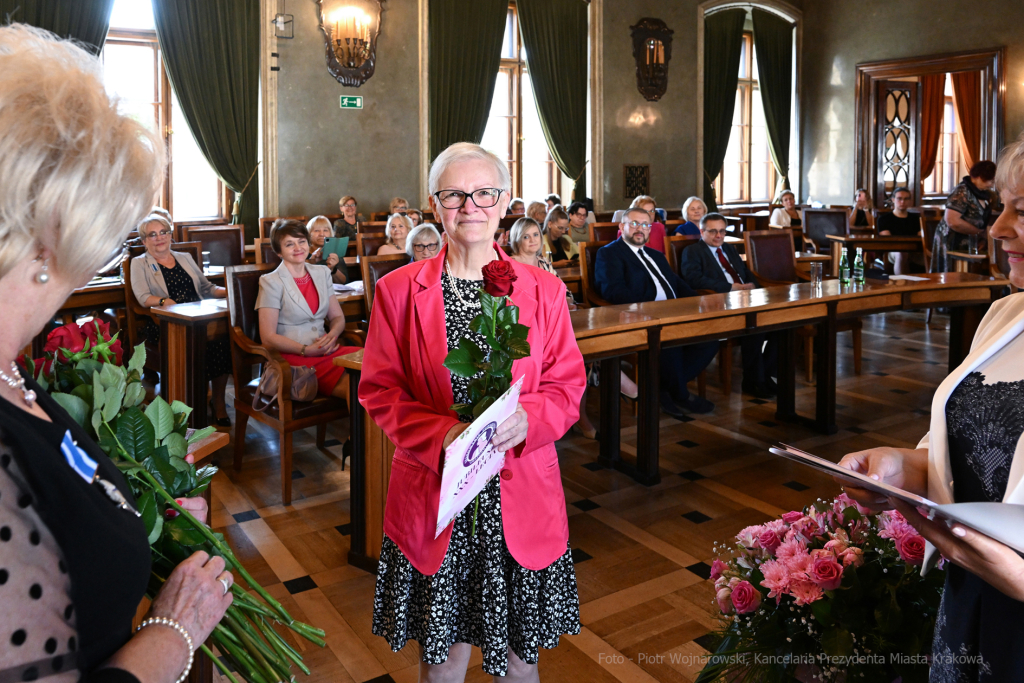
[853,247,865,284]
[839,249,851,285]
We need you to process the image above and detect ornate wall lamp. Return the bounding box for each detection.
[316,0,385,87]
[630,18,674,102]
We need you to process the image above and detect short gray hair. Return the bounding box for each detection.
[140,214,173,238]
[997,131,1024,194]
[306,215,332,234]
[385,213,413,240]
[508,217,541,256]
[0,24,163,284]
[681,196,706,218]
[405,223,442,257]
[428,142,511,195]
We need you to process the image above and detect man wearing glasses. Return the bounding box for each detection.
[679,213,778,399]
[594,208,718,417]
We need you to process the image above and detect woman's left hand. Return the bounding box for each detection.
[892,498,1024,601]
[311,330,340,355]
[492,404,528,453]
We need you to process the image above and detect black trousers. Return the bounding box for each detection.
[740,332,779,385]
[660,341,718,403]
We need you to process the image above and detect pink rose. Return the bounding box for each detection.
[824,538,849,555]
[811,557,844,591]
[757,528,783,554]
[896,533,926,565]
[782,511,805,525]
[730,581,762,614]
[716,586,734,614]
[709,559,728,582]
[759,559,790,599]
[839,547,865,568]
[789,579,824,605]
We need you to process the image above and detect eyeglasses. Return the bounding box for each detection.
[433,188,504,210]
[702,228,728,236]
[143,229,172,240]
[627,221,651,230]
[413,242,440,252]
[341,203,357,209]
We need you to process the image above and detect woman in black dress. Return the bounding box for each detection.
[931,161,997,272]
[0,24,232,683]
[840,136,1024,682]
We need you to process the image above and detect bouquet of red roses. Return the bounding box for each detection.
[696,494,945,683]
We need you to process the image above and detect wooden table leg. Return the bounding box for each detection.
[814,310,838,435]
[159,320,209,428]
[346,368,377,573]
[634,327,661,486]
[597,357,621,469]
[831,242,842,277]
[775,328,797,422]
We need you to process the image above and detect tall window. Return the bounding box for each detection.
[923,74,961,197]
[714,32,775,205]
[480,3,561,201]
[102,0,226,221]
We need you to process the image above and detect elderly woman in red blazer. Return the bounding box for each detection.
[360,142,586,682]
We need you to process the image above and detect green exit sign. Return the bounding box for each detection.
[339,96,363,109]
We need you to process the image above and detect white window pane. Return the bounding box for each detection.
[501,9,515,59]
[170,91,221,219]
[481,71,512,176]
[738,37,748,79]
[520,74,549,203]
[109,0,155,30]
[101,43,158,134]
[750,90,771,201]
[489,70,510,117]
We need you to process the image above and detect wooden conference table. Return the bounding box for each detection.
[337,272,1005,570]
[827,234,922,276]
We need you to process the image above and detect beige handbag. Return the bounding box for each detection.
[252,363,318,411]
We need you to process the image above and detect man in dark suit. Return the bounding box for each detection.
[679,212,777,398]
[594,207,718,416]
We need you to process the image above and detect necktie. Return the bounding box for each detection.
[717,247,742,284]
[638,248,676,299]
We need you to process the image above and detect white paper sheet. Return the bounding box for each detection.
[333,280,364,293]
[888,275,930,281]
[435,376,523,538]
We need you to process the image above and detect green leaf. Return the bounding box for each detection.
[820,627,854,658]
[75,358,102,379]
[479,291,499,321]
[450,403,473,416]
[145,397,175,441]
[116,406,155,461]
[471,395,496,418]
[99,360,122,389]
[90,409,102,436]
[127,343,146,375]
[506,337,530,360]
[101,380,125,422]
[162,433,188,458]
[92,372,105,412]
[496,303,518,328]
[443,347,478,378]
[35,372,48,392]
[509,323,529,341]
[810,597,835,627]
[137,491,164,545]
[70,383,93,408]
[144,445,177,490]
[186,426,216,445]
[51,392,88,426]
[170,400,193,420]
[490,352,512,376]
[164,515,207,546]
[124,382,145,407]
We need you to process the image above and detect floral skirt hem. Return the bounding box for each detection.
[371,478,581,676]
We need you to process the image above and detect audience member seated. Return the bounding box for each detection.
[567,201,590,243]
[878,187,924,274]
[406,223,442,262]
[617,195,666,252]
[334,195,360,238]
[542,206,579,265]
[932,160,997,272]
[256,220,360,401]
[407,208,424,227]
[545,193,561,212]
[379,213,412,255]
[850,188,875,228]
[679,213,778,399]
[526,200,547,225]
[306,215,348,283]
[770,190,801,227]
[673,196,707,237]
[131,214,233,425]
[389,196,409,216]
[594,208,718,416]
[509,198,525,214]
[150,205,172,221]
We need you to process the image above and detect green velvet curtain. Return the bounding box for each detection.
[518,0,588,200]
[702,8,746,211]
[429,0,507,162]
[153,1,260,240]
[751,8,793,199]
[0,0,114,53]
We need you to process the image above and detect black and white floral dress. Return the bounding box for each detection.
[371,270,581,676]
[930,335,1024,682]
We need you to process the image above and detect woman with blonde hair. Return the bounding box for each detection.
[334,195,360,238]
[379,213,412,255]
[542,205,579,265]
[770,190,801,227]
[389,196,409,216]
[0,24,232,683]
[525,200,547,225]
[306,215,348,283]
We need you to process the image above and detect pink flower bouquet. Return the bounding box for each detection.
[696,494,945,683]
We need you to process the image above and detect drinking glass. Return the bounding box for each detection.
[810,262,823,287]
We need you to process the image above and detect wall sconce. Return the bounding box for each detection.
[317,0,385,87]
[630,18,674,102]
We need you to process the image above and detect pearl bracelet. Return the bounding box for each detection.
[136,617,194,683]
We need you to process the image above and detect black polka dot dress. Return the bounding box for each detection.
[371,271,581,677]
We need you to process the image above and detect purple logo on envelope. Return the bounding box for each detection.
[463,422,497,467]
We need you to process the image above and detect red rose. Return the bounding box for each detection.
[82,319,124,365]
[44,323,86,361]
[481,260,517,298]
[810,556,844,591]
[896,533,926,565]
[729,580,762,614]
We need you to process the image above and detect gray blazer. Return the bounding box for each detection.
[130,251,216,306]
[255,263,333,346]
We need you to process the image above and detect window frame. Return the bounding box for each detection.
[922,78,961,199]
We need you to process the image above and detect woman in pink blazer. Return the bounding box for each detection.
[360,143,586,681]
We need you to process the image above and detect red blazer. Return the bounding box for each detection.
[359,245,586,575]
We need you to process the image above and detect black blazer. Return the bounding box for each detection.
[679,241,757,294]
[594,238,697,304]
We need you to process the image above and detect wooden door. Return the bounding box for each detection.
[875,80,920,206]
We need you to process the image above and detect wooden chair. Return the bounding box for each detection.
[739,211,771,234]
[370,211,390,221]
[744,229,861,381]
[259,216,307,240]
[359,221,388,232]
[182,225,245,267]
[664,235,701,276]
[226,264,361,505]
[588,223,620,242]
[254,239,282,266]
[579,241,612,307]
[801,209,849,253]
[361,254,411,313]
[593,211,615,223]
[499,215,522,230]
[920,213,941,271]
[357,233,389,258]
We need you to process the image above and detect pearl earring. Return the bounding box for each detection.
[35,258,50,284]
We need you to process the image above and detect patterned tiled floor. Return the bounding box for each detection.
[205,310,948,682]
